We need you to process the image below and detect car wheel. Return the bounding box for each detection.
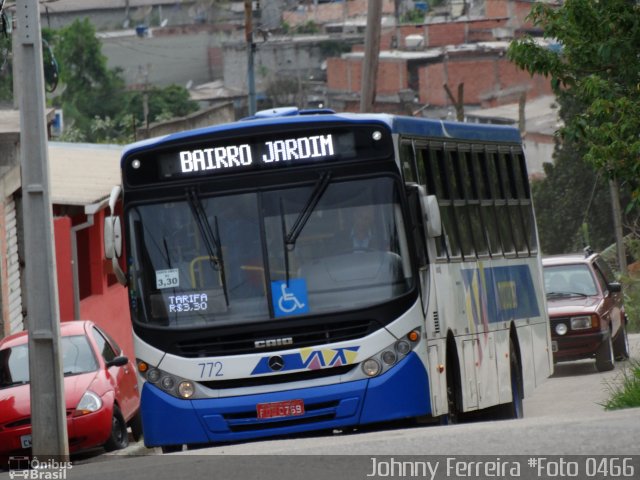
[104,406,130,451]
[129,411,143,442]
[595,331,615,372]
[613,321,630,361]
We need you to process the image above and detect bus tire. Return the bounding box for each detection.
[494,339,523,420]
[161,445,184,454]
[129,410,143,442]
[444,341,462,424]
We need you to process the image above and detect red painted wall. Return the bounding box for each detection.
[53,217,74,322]
[53,209,135,360]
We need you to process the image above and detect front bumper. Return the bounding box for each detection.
[141,351,430,447]
[552,330,607,362]
[0,406,112,460]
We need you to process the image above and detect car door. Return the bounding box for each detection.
[91,327,138,420]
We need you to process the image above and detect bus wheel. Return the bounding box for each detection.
[129,411,143,442]
[444,351,461,424]
[497,339,523,420]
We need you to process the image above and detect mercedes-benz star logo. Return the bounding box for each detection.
[268,355,285,371]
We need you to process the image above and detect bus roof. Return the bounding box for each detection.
[121,109,522,163]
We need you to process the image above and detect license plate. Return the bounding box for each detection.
[20,434,32,449]
[256,399,305,420]
[551,341,558,353]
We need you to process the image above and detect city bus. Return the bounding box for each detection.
[104,107,553,452]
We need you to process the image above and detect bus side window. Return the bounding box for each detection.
[400,142,417,183]
[422,145,450,260]
[406,186,428,268]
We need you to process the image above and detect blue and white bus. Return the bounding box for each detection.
[104,108,553,452]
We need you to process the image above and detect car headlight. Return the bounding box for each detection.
[361,328,422,378]
[555,323,568,336]
[571,315,595,330]
[74,390,102,416]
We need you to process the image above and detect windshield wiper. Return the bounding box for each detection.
[285,172,331,249]
[546,291,587,298]
[186,188,229,307]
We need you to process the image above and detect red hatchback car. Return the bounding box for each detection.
[0,320,141,461]
[542,250,630,372]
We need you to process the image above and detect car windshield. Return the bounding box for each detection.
[0,335,98,388]
[127,176,414,328]
[543,264,598,297]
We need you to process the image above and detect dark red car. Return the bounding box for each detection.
[542,251,630,372]
[0,320,141,462]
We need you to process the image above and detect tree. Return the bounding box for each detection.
[50,19,197,143]
[52,19,126,133]
[508,0,640,208]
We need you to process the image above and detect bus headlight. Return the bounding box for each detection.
[360,328,421,378]
[178,381,195,399]
[147,368,161,383]
[137,359,199,399]
[161,376,175,390]
[381,350,397,365]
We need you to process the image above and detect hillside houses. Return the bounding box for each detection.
[0,0,559,338]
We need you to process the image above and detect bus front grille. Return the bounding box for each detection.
[175,319,378,357]
[199,364,355,390]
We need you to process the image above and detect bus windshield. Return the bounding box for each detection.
[127,176,413,328]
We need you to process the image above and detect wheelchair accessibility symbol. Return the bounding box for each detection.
[271,279,310,317]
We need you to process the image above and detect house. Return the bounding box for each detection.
[0,110,133,357]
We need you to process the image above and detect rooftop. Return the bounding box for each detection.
[49,142,122,210]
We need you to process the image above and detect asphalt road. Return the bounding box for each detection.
[5,335,637,480]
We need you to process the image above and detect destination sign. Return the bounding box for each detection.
[179,134,335,173]
[123,124,394,186]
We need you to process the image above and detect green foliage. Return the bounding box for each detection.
[621,277,640,333]
[400,9,425,25]
[44,19,197,144]
[297,21,320,35]
[602,361,640,410]
[508,0,640,208]
[0,34,12,104]
[531,158,615,255]
[318,40,351,58]
[530,91,630,254]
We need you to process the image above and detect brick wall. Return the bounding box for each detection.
[327,57,361,93]
[419,53,552,107]
[486,0,543,30]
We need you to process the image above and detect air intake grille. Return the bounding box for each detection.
[433,311,440,335]
[176,319,379,358]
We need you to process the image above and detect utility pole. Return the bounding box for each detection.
[610,179,627,275]
[444,83,465,121]
[245,0,256,115]
[360,0,382,113]
[15,0,69,461]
